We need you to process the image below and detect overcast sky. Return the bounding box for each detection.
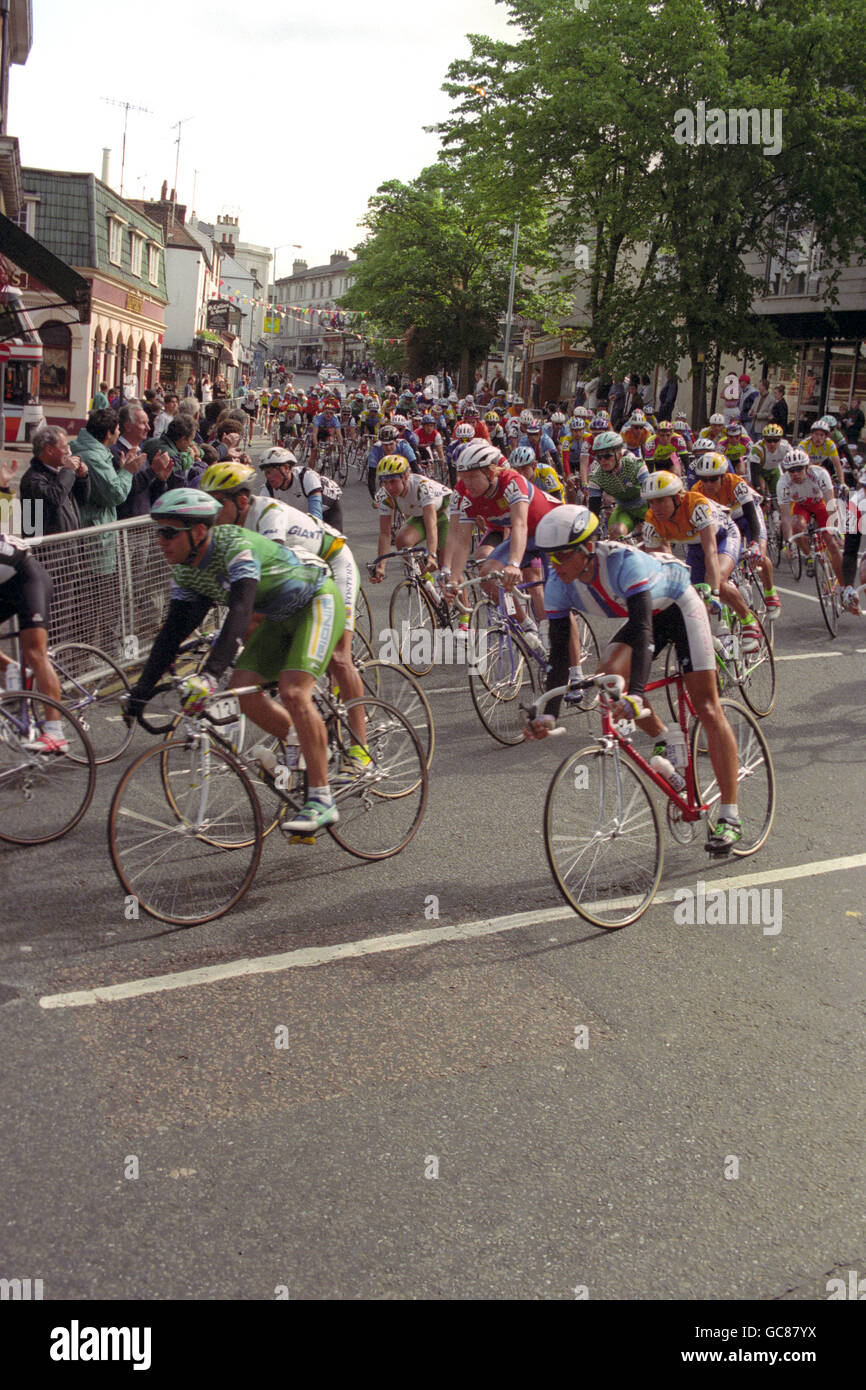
[9,0,518,276]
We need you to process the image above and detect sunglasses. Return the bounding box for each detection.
[595,450,617,460]
[153,524,190,540]
[788,467,806,474]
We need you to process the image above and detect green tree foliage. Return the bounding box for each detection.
[437,0,866,420]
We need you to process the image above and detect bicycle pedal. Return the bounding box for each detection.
[288,833,317,846]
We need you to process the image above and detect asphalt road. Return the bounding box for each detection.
[1,432,864,1302]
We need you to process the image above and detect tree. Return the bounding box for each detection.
[341,163,552,392]
[436,0,866,422]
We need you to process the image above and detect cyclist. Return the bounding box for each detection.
[371,455,451,580]
[776,447,843,581]
[747,423,792,500]
[641,470,761,653]
[585,430,649,539]
[259,445,343,530]
[644,419,686,475]
[440,438,562,652]
[674,412,694,448]
[0,534,67,750]
[310,401,343,468]
[802,417,845,488]
[622,410,652,458]
[415,413,447,477]
[720,420,752,471]
[126,489,345,834]
[528,505,744,855]
[690,451,780,619]
[841,467,866,612]
[697,413,727,445]
[510,444,565,503]
[366,422,418,500]
[199,461,367,760]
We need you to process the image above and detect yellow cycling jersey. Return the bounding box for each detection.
[803,437,840,467]
[533,463,565,501]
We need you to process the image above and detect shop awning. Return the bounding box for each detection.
[0,212,91,324]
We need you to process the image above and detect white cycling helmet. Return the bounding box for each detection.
[641,469,684,500]
[691,435,718,453]
[692,450,729,477]
[813,416,834,432]
[782,448,810,470]
[519,409,534,426]
[551,411,566,424]
[535,505,599,552]
[454,439,502,471]
[709,412,725,426]
[260,446,297,468]
[510,445,537,468]
[454,422,476,441]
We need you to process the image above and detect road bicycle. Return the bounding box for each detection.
[370,544,465,679]
[1,628,132,764]
[109,679,428,926]
[664,597,775,719]
[806,518,843,636]
[732,542,772,639]
[464,573,600,746]
[534,671,775,930]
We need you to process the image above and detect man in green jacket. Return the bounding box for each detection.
[70,408,144,648]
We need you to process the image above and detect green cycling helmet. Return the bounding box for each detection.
[151,488,221,525]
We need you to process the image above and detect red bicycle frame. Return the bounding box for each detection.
[596,670,709,823]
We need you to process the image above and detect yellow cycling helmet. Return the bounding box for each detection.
[762,423,784,439]
[376,454,410,477]
[200,462,257,495]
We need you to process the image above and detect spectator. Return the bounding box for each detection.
[184,374,198,399]
[112,403,173,519]
[214,420,244,462]
[657,369,679,421]
[639,373,653,407]
[213,375,230,401]
[738,374,759,426]
[841,398,864,446]
[177,398,205,447]
[20,425,91,534]
[158,416,205,488]
[609,376,627,429]
[530,367,542,409]
[91,381,110,410]
[71,408,142,529]
[749,379,773,431]
[583,375,600,411]
[200,373,213,404]
[623,374,642,421]
[769,385,788,433]
[152,392,179,437]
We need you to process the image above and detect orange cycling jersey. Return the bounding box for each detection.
[649,489,732,545]
[693,471,754,519]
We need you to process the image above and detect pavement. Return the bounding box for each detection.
[0,427,864,1303]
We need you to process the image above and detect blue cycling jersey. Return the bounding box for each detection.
[545,540,693,620]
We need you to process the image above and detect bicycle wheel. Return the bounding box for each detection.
[468,625,542,745]
[162,709,289,843]
[766,512,783,567]
[355,584,373,646]
[334,449,349,487]
[814,552,839,636]
[560,610,600,719]
[358,659,435,768]
[326,697,427,858]
[51,641,133,764]
[543,744,664,929]
[109,738,263,925]
[0,693,96,844]
[784,540,802,580]
[689,697,775,857]
[731,615,776,718]
[388,580,437,677]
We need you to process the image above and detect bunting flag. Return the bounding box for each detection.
[208,285,401,345]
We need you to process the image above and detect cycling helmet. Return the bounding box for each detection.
[519,409,534,426]
[526,421,542,434]
[709,413,725,426]
[626,410,647,427]
[200,462,257,495]
[510,445,537,468]
[485,411,499,423]
[692,450,729,477]
[813,417,834,432]
[506,418,521,435]
[260,446,297,468]
[573,406,591,420]
[594,430,624,452]
[377,455,410,477]
[551,411,566,424]
[392,414,409,428]
[422,413,435,425]
[762,423,784,439]
[691,436,718,453]
[675,412,689,425]
[782,448,810,470]
[464,405,479,418]
[448,392,459,402]
[454,439,502,471]
[455,422,476,441]
[378,424,398,442]
[151,488,221,524]
[656,419,674,431]
[590,413,609,431]
[535,505,599,553]
[641,470,683,500]
[725,421,743,435]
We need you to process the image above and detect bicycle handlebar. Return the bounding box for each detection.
[130,679,261,736]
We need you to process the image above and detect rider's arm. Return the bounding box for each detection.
[421,501,439,559]
[613,590,655,699]
[201,577,259,681]
[741,497,761,538]
[128,595,212,701]
[587,491,603,517]
[306,486,324,521]
[544,614,571,718]
[507,498,529,568]
[377,512,392,560]
[699,524,721,593]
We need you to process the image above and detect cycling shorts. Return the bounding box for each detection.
[611,585,715,675]
[609,503,647,532]
[488,535,549,576]
[793,498,829,529]
[404,510,450,550]
[478,529,506,550]
[237,577,345,682]
[0,557,52,631]
[329,552,359,634]
[686,525,741,584]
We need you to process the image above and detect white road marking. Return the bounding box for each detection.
[39,852,866,1010]
[775,651,844,661]
[775,586,818,603]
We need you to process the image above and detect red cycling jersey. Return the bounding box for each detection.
[450,466,561,532]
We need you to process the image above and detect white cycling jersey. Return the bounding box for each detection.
[268,463,341,507]
[244,495,358,630]
[776,464,833,507]
[376,473,451,519]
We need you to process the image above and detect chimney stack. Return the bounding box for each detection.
[101,148,111,185]
[161,179,168,200]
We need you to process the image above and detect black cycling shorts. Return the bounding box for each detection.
[0,557,53,631]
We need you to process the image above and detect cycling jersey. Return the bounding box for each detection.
[243,496,357,632]
[692,470,755,521]
[750,439,792,478]
[587,452,649,513]
[450,467,561,533]
[415,428,443,451]
[170,524,330,620]
[0,532,31,586]
[313,413,341,431]
[803,437,841,472]
[376,474,451,519]
[621,425,651,456]
[546,540,694,620]
[645,432,688,467]
[776,464,833,509]
[0,535,52,630]
[644,489,736,547]
[532,463,565,502]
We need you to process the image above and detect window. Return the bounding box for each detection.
[148,244,160,285]
[39,321,72,401]
[130,232,143,277]
[14,197,39,236]
[108,218,123,265]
